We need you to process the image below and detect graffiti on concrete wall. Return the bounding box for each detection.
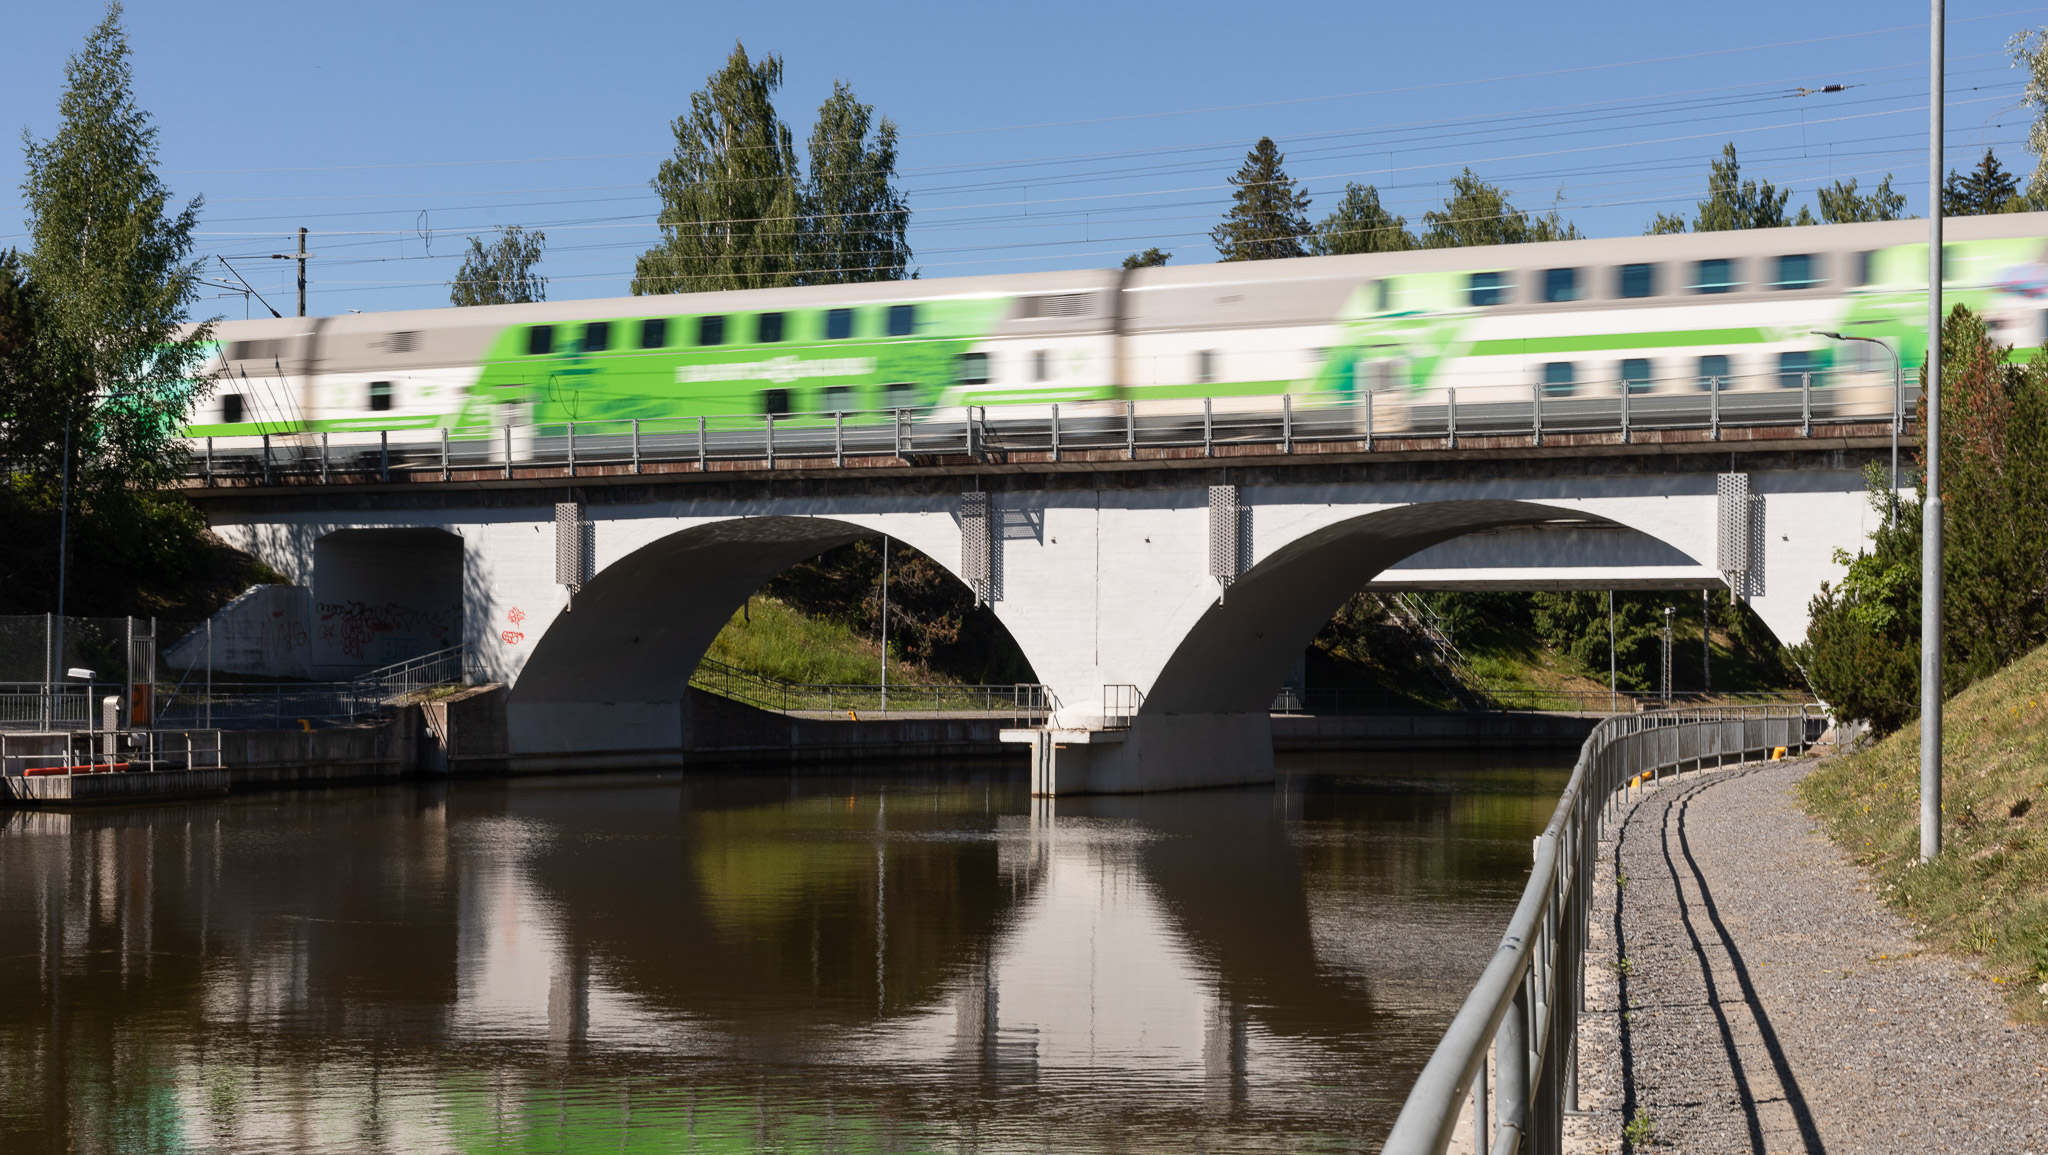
[501,606,526,645]
[317,600,457,660]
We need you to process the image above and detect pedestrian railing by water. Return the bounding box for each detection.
[1268,686,1817,716]
[690,657,1050,725]
[1379,703,1827,1155]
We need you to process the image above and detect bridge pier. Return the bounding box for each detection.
[1008,713,1274,796]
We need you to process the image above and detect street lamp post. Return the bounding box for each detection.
[1923,0,1947,861]
[1812,331,1903,519]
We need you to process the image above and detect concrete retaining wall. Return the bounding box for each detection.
[218,724,405,787]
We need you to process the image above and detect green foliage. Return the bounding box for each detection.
[1644,212,1688,235]
[802,80,910,284]
[633,43,804,294]
[0,5,262,619]
[633,47,910,294]
[1794,306,2048,730]
[1307,183,1418,255]
[1623,1108,1656,1146]
[1942,149,2023,217]
[760,540,1033,683]
[1692,143,1792,231]
[0,251,90,488]
[2012,27,2048,195]
[449,226,546,306]
[1791,469,1923,732]
[20,2,213,491]
[1818,174,1907,224]
[1799,640,2048,1022]
[1211,137,1311,262]
[1528,591,1660,691]
[1420,168,1580,248]
[703,597,928,686]
[1121,247,1171,269]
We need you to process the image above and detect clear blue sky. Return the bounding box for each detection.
[3,1,2042,316]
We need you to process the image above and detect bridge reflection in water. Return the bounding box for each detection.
[0,753,1566,1153]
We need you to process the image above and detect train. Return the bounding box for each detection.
[182,211,2048,455]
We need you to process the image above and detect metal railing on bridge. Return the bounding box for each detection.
[1268,685,1817,716]
[188,373,1909,486]
[689,656,1050,726]
[1378,703,1828,1155]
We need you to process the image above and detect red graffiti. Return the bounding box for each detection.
[507,606,527,625]
[501,630,524,645]
[317,600,454,660]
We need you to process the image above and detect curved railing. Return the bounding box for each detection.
[1380,704,1828,1155]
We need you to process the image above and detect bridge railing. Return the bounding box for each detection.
[689,657,1050,722]
[186,371,1910,485]
[1269,685,1818,715]
[1379,703,1828,1155]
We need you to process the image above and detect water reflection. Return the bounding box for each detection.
[0,753,1566,1153]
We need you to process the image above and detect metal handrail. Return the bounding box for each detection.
[689,656,1049,719]
[1380,703,1827,1155]
[184,375,1914,487]
[1268,685,1816,716]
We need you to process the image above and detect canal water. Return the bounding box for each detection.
[0,751,1569,1154]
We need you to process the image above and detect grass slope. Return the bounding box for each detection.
[1799,641,2048,1021]
[700,596,947,687]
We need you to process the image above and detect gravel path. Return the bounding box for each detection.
[1568,757,2048,1154]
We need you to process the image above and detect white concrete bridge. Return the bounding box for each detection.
[187,418,1891,794]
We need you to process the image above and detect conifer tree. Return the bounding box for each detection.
[1307,183,1417,255]
[1818,175,1907,224]
[1692,143,1791,231]
[449,226,547,306]
[633,43,803,294]
[1941,149,2023,216]
[802,81,911,284]
[20,2,212,490]
[1211,138,1311,262]
[1121,247,1171,269]
[1421,169,1580,247]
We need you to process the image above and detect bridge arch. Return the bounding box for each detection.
[1144,499,1682,716]
[509,513,1019,757]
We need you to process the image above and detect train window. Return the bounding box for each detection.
[1779,350,1822,389]
[1374,280,1393,311]
[639,318,668,349]
[958,351,990,385]
[763,388,792,416]
[1195,350,1217,384]
[1469,271,1509,306]
[826,308,854,340]
[1621,358,1653,395]
[1542,362,1576,397]
[221,393,244,424]
[1032,350,1050,382]
[1773,253,1819,290]
[885,382,918,409]
[1850,250,1875,287]
[821,384,852,413]
[1694,258,1739,294]
[584,321,610,352]
[1943,244,1960,282]
[1619,263,1656,298]
[1542,268,1581,303]
[1697,354,1730,391]
[697,315,726,346]
[527,326,553,355]
[758,312,785,343]
[887,304,916,336]
[369,381,393,412]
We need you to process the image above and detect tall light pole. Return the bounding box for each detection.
[1922,0,1946,861]
[1812,331,1903,520]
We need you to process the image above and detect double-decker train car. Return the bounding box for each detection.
[181,211,2048,457]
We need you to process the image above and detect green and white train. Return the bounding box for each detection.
[184,212,2048,451]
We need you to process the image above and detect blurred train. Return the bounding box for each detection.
[182,212,2048,453]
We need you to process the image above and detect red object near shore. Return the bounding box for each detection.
[23,763,131,777]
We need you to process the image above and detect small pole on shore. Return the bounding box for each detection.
[880,537,890,714]
[1608,591,1617,714]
